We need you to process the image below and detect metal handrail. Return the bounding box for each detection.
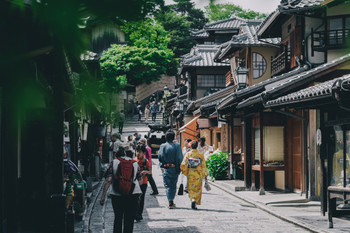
[313,28,350,48]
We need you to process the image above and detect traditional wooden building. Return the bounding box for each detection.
[191,16,260,45]
[253,0,350,199]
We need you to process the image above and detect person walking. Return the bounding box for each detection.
[108,133,118,162]
[182,138,192,156]
[158,130,183,209]
[118,110,125,134]
[144,104,150,124]
[133,133,141,150]
[182,138,192,192]
[137,103,142,121]
[150,102,157,122]
[134,144,152,221]
[180,140,207,210]
[197,137,210,155]
[139,138,159,195]
[100,147,142,233]
[127,135,134,153]
[113,133,122,157]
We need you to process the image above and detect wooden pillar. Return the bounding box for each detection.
[259,113,265,195]
[243,116,252,189]
[320,110,327,215]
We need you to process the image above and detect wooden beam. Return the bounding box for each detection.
[259,112,265,195]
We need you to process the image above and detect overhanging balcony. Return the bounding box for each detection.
[312,29,350,52]
[271,51,290,77]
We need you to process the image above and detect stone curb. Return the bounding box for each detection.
[208,181,329,233]
[81,181,103,233]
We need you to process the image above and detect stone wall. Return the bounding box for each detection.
[136,75,175,102]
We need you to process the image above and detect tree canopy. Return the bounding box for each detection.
[156,0,207,58]
[99,17,177,86]
[100,44,175,86]
[205,2,266,22]
[121,18,170,50]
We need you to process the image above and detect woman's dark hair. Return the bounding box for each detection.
[191,140,198,149]
[116,146,125,157]
[128,135,133,141]
[165,130,175,142]
[185,138,192,143]
[125,150,134,158]
[136,144,147,153]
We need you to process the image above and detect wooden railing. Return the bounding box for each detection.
[271,51,289,76]
[312,28,350,52]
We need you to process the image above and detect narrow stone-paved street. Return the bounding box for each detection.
[88,158,309,233]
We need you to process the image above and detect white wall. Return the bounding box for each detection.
[305,16,325,64]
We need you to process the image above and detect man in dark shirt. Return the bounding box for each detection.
[150,102,157,122]
[158,130,183,209]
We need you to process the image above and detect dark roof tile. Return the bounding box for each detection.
[265,74,350,107]
[179,45,229,71]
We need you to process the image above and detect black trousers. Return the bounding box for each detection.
[136,184,147,218]
[147,174,158,193]
[111,195,139,233]
[118,122,124,133]
[152,113,156,121]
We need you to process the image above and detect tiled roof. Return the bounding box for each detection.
[179,45,229,70]
[215,23,280,61]
[191,29,209,38]
[264,53,350,97]
[187,85,237,112]
[217,65,309,110]
[204,16,260,31]
[235,53,350,110]
[80,51,99,61]
[279,0,324,11]
[265,74,350,107]
[256,10,281,37]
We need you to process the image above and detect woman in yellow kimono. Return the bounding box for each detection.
[181,140,208,209]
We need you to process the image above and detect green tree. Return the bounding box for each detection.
[156,0,207,58]
[205,2,266,22]
[156,11,195,58]
[169,0,208,30]
[100,44,175,86]
[122,18,170,50]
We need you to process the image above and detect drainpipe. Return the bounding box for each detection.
[304,9,326,66]
[275,109,309,199]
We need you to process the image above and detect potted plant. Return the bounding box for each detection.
[206,152,229,180]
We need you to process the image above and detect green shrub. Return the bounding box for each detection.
[206,152,229,179]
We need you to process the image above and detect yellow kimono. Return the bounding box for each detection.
[180,149,208,205]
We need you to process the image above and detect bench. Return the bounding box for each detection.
[328,186,350,228]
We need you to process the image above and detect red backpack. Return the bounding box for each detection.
[113,158,137,195]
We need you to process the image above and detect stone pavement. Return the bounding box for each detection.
[209,180,350,233]
[81,159,312,233]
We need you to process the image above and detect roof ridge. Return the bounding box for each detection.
[204,16,246,28]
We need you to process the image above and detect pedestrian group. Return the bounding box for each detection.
[100,130,209,233]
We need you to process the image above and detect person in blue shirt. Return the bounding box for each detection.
[150,102,157,122]
[157,130,183,209]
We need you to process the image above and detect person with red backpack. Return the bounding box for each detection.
[134,144,152,221]
[100,146,142,233]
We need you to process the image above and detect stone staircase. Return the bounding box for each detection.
[124,112,163,126]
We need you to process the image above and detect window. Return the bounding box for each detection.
[331,126,344,186]
[254,126,284,165]
[252,53,267,79]
[197,75,225,88]
[254,128,260,164]
[263,126,284,162]
[328,15,350,46]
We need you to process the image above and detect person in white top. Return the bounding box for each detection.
[100,147,142,233]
